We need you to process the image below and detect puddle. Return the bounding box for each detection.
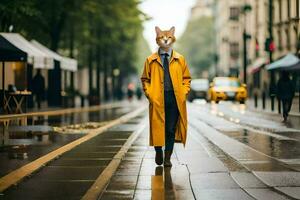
[0,132,83,176]
[222,129,300,160]
[33,106,127,126]
[0,103,144,177]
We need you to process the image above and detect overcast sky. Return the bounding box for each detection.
[139,0,197,52]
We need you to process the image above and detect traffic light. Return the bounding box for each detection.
[265,38,275,52]
[255,39,259,51]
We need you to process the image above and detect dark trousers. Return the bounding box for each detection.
[282,98,292,119]
[155,90,179,152]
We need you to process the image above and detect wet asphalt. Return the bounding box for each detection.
[0,99,300,199]
[193,101,300,165]
[0,102,140,178]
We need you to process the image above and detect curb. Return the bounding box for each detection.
[0,105,147,193]
[81,118,147,200]
[189,116,298,199]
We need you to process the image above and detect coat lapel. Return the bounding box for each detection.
[149,52,163,68]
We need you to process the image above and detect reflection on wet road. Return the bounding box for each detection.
[222,129,300,160]
[0,101,142,177]
[33,105,132,126]
[191,101,300,171]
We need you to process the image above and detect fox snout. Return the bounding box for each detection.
[161,36,171,46]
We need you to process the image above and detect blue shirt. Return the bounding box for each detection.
[159,48,172,64]
[159,48,174,91]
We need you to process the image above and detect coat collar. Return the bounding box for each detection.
[148,50,180,65]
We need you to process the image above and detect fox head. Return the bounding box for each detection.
[155,26,176,50]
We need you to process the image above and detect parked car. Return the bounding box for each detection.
[188,79,209,101]
[208,77,247,104]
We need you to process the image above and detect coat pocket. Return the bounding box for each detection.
[146,86,153,102]
[180,85,188,101]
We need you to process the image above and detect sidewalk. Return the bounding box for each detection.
[0,106,147,199]
[247,96,300,117]
[99,123,290,200]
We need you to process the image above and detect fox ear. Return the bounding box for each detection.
[155,26,161,35]
[169,26,175,35]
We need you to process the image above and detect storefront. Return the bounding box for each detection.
[31,40,77,107]
[0,33,52,113]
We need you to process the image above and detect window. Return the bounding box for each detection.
[297,0,299,18]
[229,7,240,21]
[279,0,282,22]
[230,42,239,58]
[296,28,300,51]
[288,0,291,19]
[214,79,241,87]
[278,29,283,50]
[255,38,260,57]
[286,29,291,50]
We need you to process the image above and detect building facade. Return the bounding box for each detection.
[215,0,299,82]
[273,0,300,59]
[191,0,213,19]
[246,0,299,90]
[215,0,244,76]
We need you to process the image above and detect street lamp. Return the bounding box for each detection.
[113,68,120,77]
[268,0,276,111]
[241,4,252,84]
[112,68,120,100]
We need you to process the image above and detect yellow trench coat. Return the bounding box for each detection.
[140,50,191,146]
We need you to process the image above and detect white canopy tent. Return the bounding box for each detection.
[0,33,53,69]
[31,40,77,72]
[61,57,77,72]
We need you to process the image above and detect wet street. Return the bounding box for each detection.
[0,100,300,199]
[0,102,141,177]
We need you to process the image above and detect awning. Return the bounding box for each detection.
[0,33,53,69]
[0,35,27,62]
[61,57,77,72]
[266,53,300,71]
[247,57,267,74]
[285,62,300,71]
[31,40,61,61]
[31,40,77,72]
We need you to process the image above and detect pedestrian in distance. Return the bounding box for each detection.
[32,69,45,109]
[140,26,191,167]
[136,87,142,100]
[276,71,295,122]
[127,83,135,101]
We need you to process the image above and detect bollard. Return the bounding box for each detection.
[254,94,258,108]
[271,96,275,111]
[278,98,281,114]
[262,92,266,109]
[81,95,85,107]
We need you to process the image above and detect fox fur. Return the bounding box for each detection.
[155,26,176,51]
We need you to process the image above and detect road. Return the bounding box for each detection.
[0,100,299,199]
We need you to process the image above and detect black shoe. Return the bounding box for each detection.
[155,150,163,165]
[164,151,172,167]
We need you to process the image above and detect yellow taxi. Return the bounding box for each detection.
[208,77,247,104]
